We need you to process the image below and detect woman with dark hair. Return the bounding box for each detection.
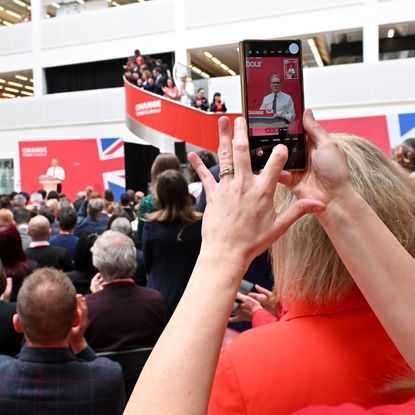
[142,169,202,319]
[209,92,227,113]
[135,153,181,249]
[67,232,99,295]
[0,224,38,301]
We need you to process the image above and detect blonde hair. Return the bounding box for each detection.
[272,134,415,306]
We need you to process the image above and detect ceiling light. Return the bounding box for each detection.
[387,29,395,38]
[7,9,22,18]
[24,85,34,91]
[0,79,6,83]
[5,87,19,93]
[220,63,229,71]
[203,51,213,59]
[307,38,324,68]
[191,66,202,74]
[200,72,210,79]
[211,57,221,65]
[228,69,236,76]
[0,86,2,89]
[46,14,51,18]
[20,91,33,96]
[15,75,28,81]
[27,5,31,10]
[2,21,12,26]
[0,7,4,11]
[2,93,16,98]
[112,1,119,5]
[51,2,60,8]
[12,0,27,6]
[77,0,85,4]
[29,79,33,83]
[8,81,23,87]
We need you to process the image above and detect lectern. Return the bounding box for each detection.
[39,175,61,193]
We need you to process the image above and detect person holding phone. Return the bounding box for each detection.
[124,112,415,415]
[259,74,295,123]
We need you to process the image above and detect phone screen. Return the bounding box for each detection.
[240,40,306,171]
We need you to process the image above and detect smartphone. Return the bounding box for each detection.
[232,279,255,311]
[239,39,306,171]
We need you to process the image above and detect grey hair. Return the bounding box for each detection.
[110,217,132,237]
[13,194,27,207]
[272,133,415,306]
[88,198,104,218]
[91,230,137,281]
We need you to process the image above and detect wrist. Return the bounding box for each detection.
[317,184,364,228]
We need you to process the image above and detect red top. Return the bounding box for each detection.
[293,398,415,415]
[208,289,412,415]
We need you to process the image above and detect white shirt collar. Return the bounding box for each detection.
[29,241,50,248]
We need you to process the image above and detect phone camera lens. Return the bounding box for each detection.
[263,50,267,54]
[288,43,300,54]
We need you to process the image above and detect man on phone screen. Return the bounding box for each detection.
[259,74,295,124]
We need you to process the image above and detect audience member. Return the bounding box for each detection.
[85,230,165,351]
[50,207,79,260]
[140,69,155,93]
[75,198,108,237]
[209,92,227,113]
[38,206,60,235]
[143,169,202,319]
[152,66,166,95]
[29,192,44,209]
[162,77,179,100]
[0,261,23,356]
[178,74,194,106]
[13,207,32,250]
[392,137,415,172]
[104,188,115,203]
[73,190,86,212]
[26,215,73,272]
[109,216,147,286]
[0,208,13,224]
[0,268,125,413]
[135,153,181,249]
[67,233,99,295]
[12,193,27,209]
[120,192,135,221]
[191,88,209,111]
[0,224,38,301]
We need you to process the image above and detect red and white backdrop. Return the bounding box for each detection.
[19,137,125,202]
[18,82,415,200]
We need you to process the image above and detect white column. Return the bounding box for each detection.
[31,0,46,96]
[363,0,379,63]
[173,0,190,72]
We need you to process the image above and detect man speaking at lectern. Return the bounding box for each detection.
[260,74,295,124]
[46,158,65,193]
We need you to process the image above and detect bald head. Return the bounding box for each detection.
[28,215,50,241]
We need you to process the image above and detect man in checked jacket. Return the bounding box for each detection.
[0,267,125,414]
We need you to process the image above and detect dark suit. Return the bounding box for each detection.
[25,244,73,272]
[74,217,107,238]
[154,74,166,95]
[142,219,202,319]
[85,282,165,352]
[0,346,125,414]
[0,301,22,356]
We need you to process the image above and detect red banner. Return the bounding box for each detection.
[125,80,239,152]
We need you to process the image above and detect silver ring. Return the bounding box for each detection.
[219,166,234,179]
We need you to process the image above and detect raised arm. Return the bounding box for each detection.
[124,116,324,415]
[290,109,415,371]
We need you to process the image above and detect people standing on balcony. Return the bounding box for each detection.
[178,74,194,106]
[191,88,209,112]
[209,92,227,113]
[162,78,179,101]
[152,67,167,96]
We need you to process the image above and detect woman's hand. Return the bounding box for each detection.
[229,292,263,323]
[285,110,353,206]
[189,116,326,269]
